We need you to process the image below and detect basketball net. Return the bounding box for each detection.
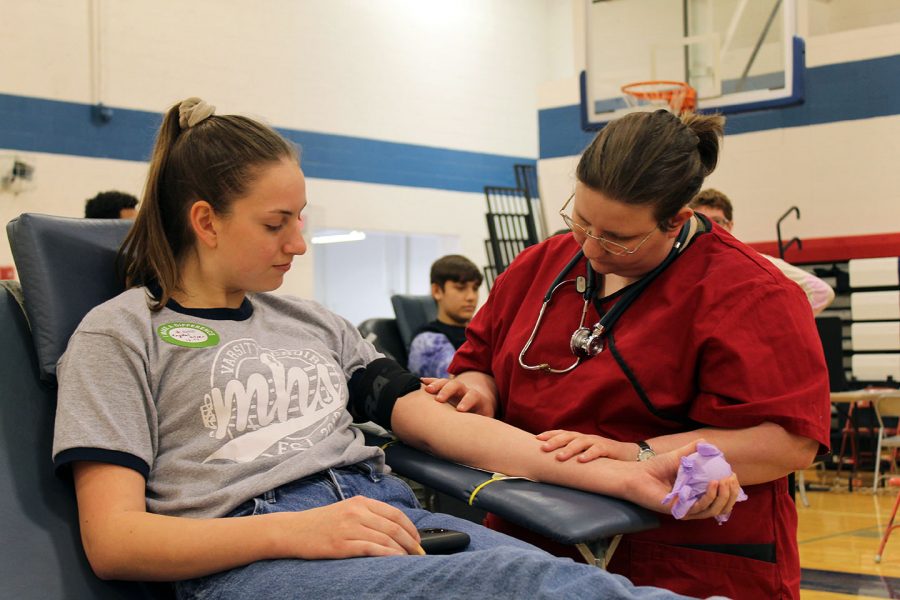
[621,81,697,115]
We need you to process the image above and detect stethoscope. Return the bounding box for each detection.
[518,219,694,374]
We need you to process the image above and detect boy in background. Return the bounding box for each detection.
[408,255,482,377]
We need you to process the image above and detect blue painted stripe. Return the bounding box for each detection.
[541,54,900,159]
[0,93,533,193]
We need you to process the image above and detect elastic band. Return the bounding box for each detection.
[467,473,532,506]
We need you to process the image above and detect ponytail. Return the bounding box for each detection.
[681,112,724,176]
[117,98,298,310]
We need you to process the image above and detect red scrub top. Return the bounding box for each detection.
[449,226,830,600]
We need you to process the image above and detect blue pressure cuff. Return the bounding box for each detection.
[348,358,421,430]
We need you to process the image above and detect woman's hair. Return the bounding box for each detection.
[118,98,299,309]
[575,109,725,229]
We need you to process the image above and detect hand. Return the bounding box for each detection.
[627,441,743,521]
[536,430,634,462]
[279,496,424,559]
[421,377,497,417]
[678,474,743,522]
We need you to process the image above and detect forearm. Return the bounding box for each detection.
[391,390,636,501]
[645,422,818,485]
[82,508,294,581]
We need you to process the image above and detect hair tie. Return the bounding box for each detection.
[178,97,216,128]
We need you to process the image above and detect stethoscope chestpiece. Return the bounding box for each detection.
[570,324,605,358]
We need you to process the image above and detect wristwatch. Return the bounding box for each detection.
[636,441,656,462]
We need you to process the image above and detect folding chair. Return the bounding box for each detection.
[873,392,900,494]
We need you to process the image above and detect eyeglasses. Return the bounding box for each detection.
[708,216,732,228]
[559,193,658,256]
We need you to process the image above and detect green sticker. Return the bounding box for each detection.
[157,322,220,348]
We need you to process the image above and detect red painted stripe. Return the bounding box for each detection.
[748,232,900,264]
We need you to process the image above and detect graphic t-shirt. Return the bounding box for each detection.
[53,288,382,519]
[407,320,468,378]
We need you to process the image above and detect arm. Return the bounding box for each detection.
[390,390,741,518]
[73,462,423,581]
[644,422,819,485]
[764,255,835,315]
[537,422,818,486]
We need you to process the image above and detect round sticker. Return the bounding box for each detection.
[157,322,220,348]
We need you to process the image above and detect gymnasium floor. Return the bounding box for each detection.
[798,471,900,599]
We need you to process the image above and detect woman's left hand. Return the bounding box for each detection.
[535,429,634,462]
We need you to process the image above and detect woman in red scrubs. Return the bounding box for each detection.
[429,109,830,600]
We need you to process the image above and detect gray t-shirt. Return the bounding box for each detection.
[53,288,383,519]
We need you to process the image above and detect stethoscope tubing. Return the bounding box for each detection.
[518,219,693,374]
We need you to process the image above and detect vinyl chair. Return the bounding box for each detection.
[390,294,436,351]
[0,235,167,596]
[358,317,407,365]
[8,213,658,572]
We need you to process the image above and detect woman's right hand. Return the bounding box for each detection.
[422,377,497,417]
[281,496,424,559]
[627,441,743,522]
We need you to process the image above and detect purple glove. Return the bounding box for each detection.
[662,442,748,523]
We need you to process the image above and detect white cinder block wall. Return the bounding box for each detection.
[3,0,898,305]
[537,1,900,246]
[0,0,569,300]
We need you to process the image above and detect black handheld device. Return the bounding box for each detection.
[418,528,471,554]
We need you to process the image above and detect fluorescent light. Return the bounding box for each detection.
[311,230,367,245]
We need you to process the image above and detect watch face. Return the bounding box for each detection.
[638,449,655,461]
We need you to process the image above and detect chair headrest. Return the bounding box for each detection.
[7,214,132,381]
[390,294,437,348]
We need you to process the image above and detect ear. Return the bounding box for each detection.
[431,282,443,301]
[189,200,219,249]
[665,207,694,237]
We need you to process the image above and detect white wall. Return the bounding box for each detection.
[807,0,900,36]
[537,2,900,246]
[0,0,552,305]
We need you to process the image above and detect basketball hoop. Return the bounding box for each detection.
[621,81,697,115]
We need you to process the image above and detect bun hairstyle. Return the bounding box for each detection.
[575,109,725,228]
[118,98,299,309]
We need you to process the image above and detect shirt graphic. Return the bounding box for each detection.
[200,338,342,463]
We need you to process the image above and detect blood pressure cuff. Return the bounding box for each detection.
[348,358,421,430]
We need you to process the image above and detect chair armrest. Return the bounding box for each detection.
[366,434,658,545]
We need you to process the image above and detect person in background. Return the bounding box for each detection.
[407,255,482,378]
[689,188,835,315]
[85,190,139,219]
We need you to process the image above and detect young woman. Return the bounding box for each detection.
[52,98,737,599]
[429,110,831,599]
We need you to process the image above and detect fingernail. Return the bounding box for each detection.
[417,544,426,555]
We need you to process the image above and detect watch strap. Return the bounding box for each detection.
[636,440,655,461]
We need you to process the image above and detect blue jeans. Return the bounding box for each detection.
[175,463,698,600]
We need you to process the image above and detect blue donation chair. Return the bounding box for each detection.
[2,214,658,600]
[390,293,436,351]
[1,216,169,599]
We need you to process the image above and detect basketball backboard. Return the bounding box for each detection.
[581,0,804,129]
